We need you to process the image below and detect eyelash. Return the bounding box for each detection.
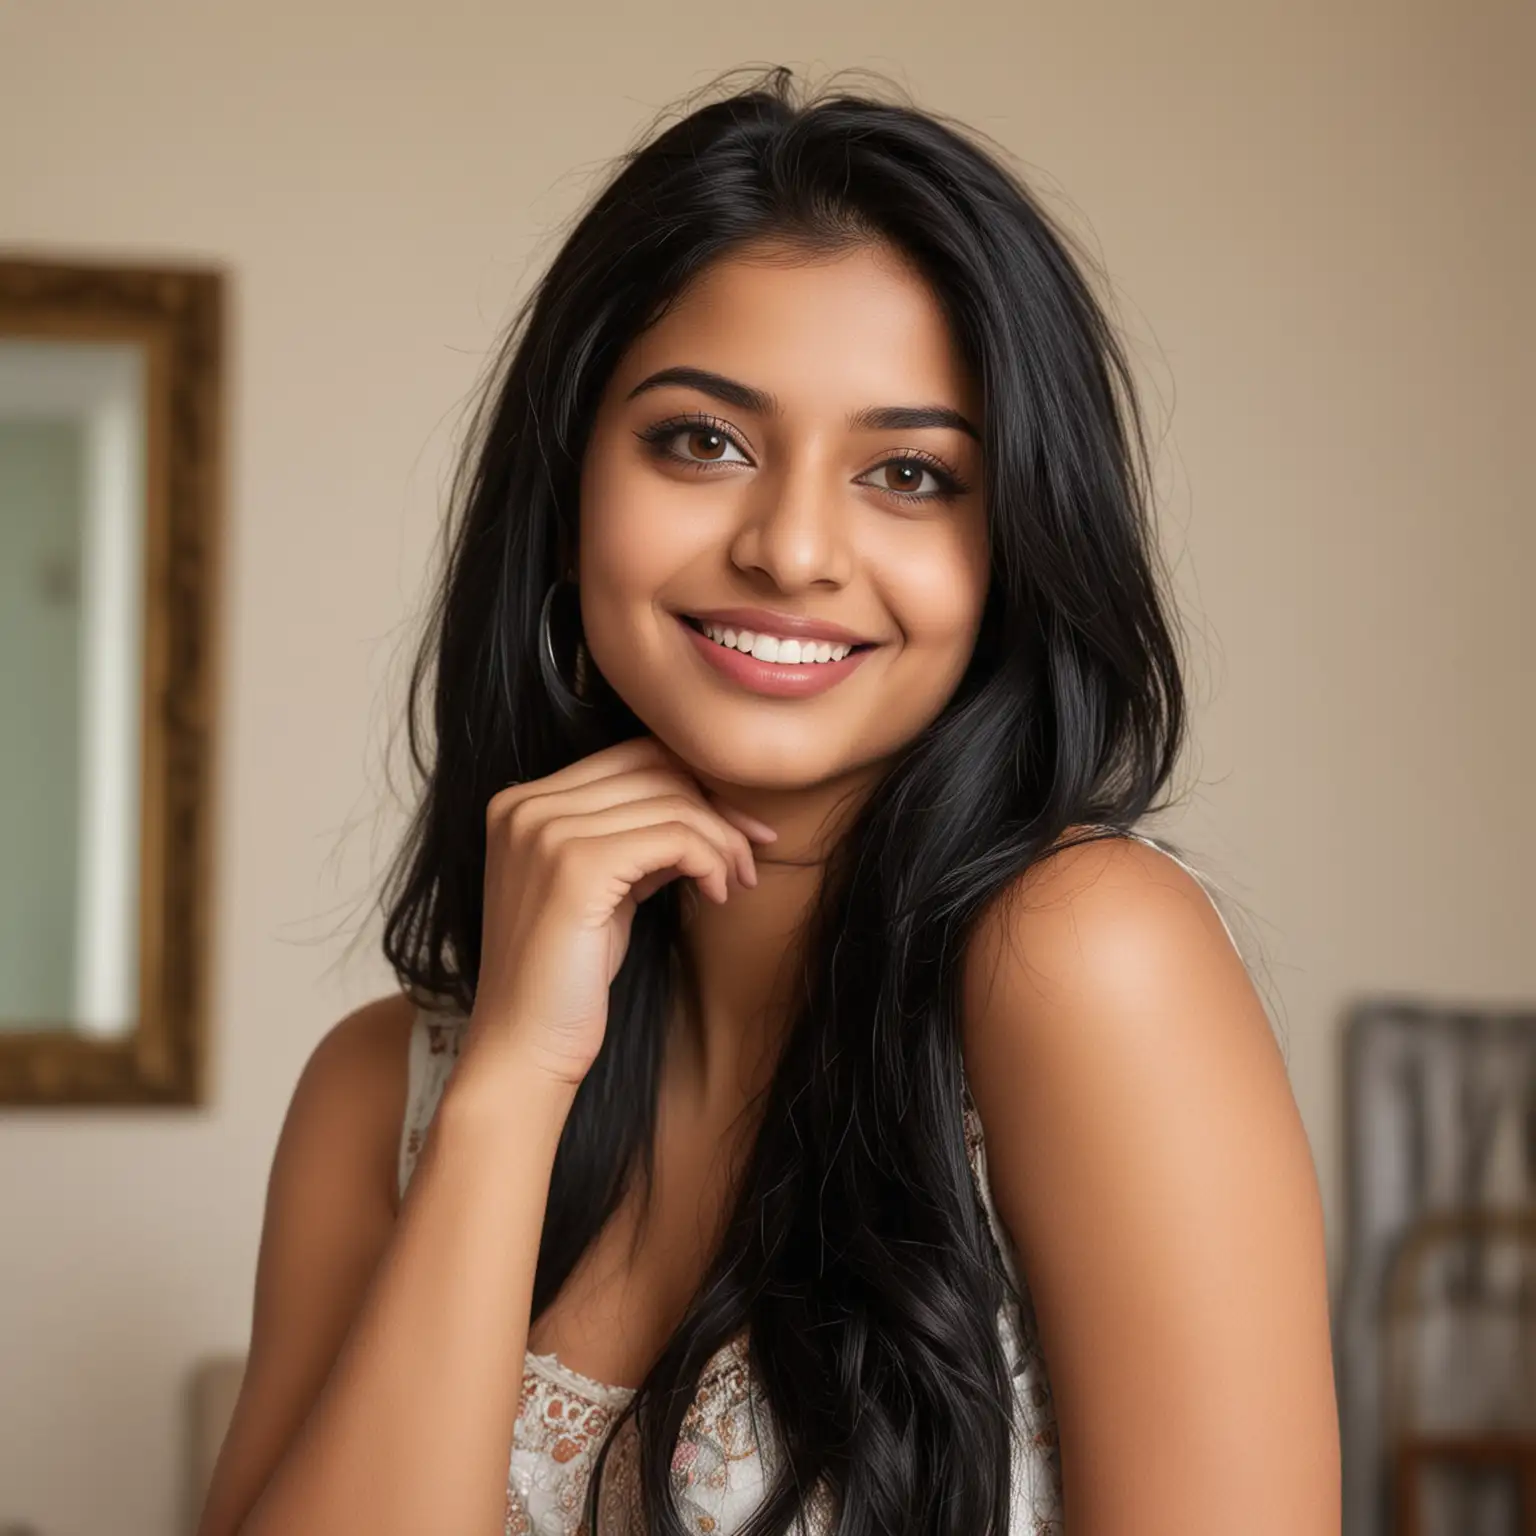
[633,412,972,503]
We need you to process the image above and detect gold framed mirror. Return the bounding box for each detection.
[0,255,223,1105]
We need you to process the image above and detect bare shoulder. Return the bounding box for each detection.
[960,835,1340,1533]
[960,834,1289,1239]
[257,990,419,1309]
[284,993,418,1165]
[195,991,418,1536]
[301,989,418,1079]
[965,832,1250,1019]
[262,989,421,1298]
[270,991,420,1212]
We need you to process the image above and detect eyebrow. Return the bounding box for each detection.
[625,365,981,442]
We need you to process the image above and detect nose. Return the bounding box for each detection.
[727,457,854,592]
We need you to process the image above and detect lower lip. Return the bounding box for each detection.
[677,617,876,698]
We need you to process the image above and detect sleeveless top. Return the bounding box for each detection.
[395,833,1239,1536]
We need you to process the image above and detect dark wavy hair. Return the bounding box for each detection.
[381,67,1186,1535]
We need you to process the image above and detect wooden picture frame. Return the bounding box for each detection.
[0,255,224,1105]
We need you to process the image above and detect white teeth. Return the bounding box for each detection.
[698,621,854,665]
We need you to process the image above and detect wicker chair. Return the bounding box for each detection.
[1385,1209,1536,1536]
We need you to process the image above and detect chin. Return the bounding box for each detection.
[674,737,849,793]
[603,659,913,792]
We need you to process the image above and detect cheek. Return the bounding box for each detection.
[580,439,641,573]
[880,525,990,659]
[581,442,669,590]
[577,440,705,666]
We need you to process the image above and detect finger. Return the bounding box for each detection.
[568,820,733,906]
[487,736,670,821]
[605,781,762,886]
[706,798,778,845]
[539,795,756,892]
[519,768,701,821]
[489,741,773,883]
[638,741,778,843]
[606,771,775,848]
[514,776,759,889]
[630,865,694,904]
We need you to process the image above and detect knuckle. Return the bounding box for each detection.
[625,736,666,767]
[550,838,588,878]
[486,784,522,826]
[688,825,726,862]
[547,841,592,895]
[660,793,703,823]
[504,795,544,841]
[663,819,704,852]
[528,814,568,860]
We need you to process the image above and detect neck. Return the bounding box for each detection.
[669,762,880,1101]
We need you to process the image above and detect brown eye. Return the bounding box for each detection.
[637,418,750,469]
[854,456,966,502]
[882,462,925,493]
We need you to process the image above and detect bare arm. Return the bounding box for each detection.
[197,735,771,1536]
[197,996,576,1536]
[962,836,1340,1535]
[194,993,411,1536]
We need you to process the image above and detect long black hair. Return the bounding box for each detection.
[382,67,1186,1535]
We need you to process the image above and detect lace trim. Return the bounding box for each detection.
[524,1349,636,1409]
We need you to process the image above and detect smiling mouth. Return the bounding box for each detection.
[681,615,876,667]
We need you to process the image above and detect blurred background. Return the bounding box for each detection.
[0,1,1530,1533]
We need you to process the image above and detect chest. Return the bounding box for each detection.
[509,1102,807,1534]
[525,1090,750,1393]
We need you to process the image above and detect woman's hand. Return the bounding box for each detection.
[464,735,777,1085]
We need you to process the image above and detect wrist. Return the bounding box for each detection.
[463,1005,599,1091]
[438,1031,580,1147]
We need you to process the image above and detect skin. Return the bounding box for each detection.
[197,239,1340,1535]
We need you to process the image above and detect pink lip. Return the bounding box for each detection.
[683,606,878,647]
[676,615,875,698]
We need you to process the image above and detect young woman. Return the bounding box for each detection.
[198,70,1339,1536]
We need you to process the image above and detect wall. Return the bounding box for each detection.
[0,1,1531,1531]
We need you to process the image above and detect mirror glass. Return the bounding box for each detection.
[0,337,147,1037]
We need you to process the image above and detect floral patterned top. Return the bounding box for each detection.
[398,1009,1065,1535]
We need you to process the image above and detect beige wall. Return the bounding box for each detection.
[1,1,1531,1531]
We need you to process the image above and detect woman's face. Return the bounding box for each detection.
[578,238,989,793]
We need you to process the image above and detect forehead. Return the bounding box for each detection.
[616,240,979,419]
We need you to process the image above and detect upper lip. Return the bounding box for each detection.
[682,606,879,647]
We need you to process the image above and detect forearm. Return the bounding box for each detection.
[241,1043,572,1536]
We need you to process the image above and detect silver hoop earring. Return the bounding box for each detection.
[538,579,594,714]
